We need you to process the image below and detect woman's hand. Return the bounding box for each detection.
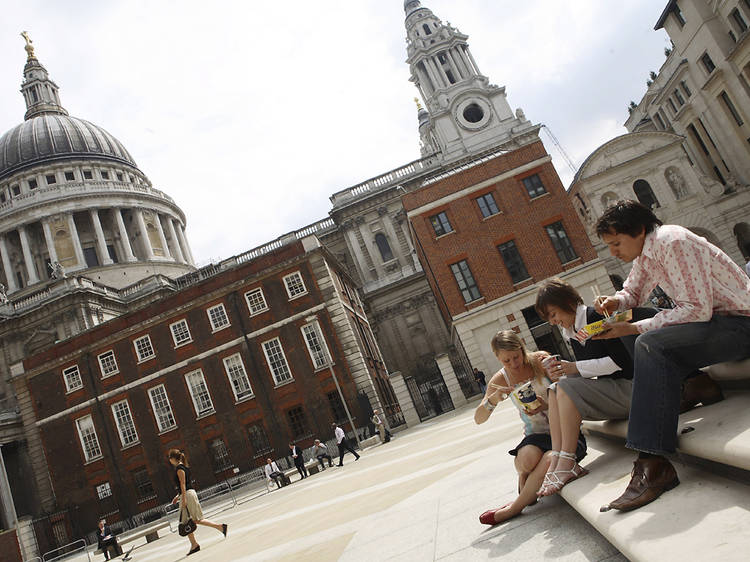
[171,495,179,505]
[594,296,620,316]
[487,381,512,404]
[557,360,578,376]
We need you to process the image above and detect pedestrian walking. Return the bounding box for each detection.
[289,443,308,479]
[332,422,360,466]
[168,449,227,556]
[473,368,487,393]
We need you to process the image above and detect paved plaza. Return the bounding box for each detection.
[79,400,624,561]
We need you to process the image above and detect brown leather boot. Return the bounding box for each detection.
[607,456,679,512]
[680,372,724,414]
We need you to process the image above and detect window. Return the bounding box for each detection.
[283,271,307,299]
[45,174,56,185]
[247,424,272,457]
[262,338,293,385]
[668,98,678,115]
[209,439,233,472]
[97,350,119,377]
[76,415,102,462]
[654,112,666,129]
[133,335,155,362]
[185,370,214,417]
[681,80,692,97]
[287,406,310,439]
[62,365,83,392]
[374,233,394,262]
[701,52,716,74]
[245,288,268,315]
[672,4,686,27]
[301,322,329,370]
[169,319,192,346]
[476,192,500,218]
[83,247,99,267]
[223,354,253,401]
[112,400,139,447]
[328,391,347,423]
[148,385,176,432]
[64,171,75,181]
[450,260,481,303]
[207,303,230,331]
[132,468,155,502]
[83,170,93,180]
[633,179,660,209]
[498,240,531,284]
[27,179,36,191]
[545,222,578,264]
[101,170,110,180]
[522,174,547,198]
[116,172,124,181]
[96,482,112,500]
[732,8,748,34]
[674,89,685,106]
[720,91,744,126]
[429,211,453,236]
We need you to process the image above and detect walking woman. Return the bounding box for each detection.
[474,330,586,526]
[168,449,228,555]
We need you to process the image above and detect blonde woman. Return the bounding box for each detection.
[168,449,228,555]
[474,330,586,526]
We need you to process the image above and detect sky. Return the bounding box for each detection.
[0,1,671,265]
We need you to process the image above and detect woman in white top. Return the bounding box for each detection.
[474,330,586,526]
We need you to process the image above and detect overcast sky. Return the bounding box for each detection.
[0,1,670,265]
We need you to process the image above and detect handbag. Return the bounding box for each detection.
[178,504,197,536]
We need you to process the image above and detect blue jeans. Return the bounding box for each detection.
[627,315,750,455]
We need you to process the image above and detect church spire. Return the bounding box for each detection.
[19,32,68,120]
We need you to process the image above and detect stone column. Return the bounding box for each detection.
[426,58,445,88]
[175,221,194,265]
[435,353,467,408]
[0,235,19,292]
[89,209,113,265]
[388,371,421,428]
[154,214,172,260]
[343,227,370,283]
[450,47,469,78]
[133,208,155,260]
[67,213,86,269]
[444,50,461,81]
[41,219,58,267]
[17,225,39,285]
[165,217,185,263]
[115,208,137,262]
[465,46,481,75]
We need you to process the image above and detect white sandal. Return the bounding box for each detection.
[539,451,588,496]
[537,451,561,495]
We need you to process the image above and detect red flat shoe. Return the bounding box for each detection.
[479,509,499,525]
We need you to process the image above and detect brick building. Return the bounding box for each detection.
[11,235,399,535]
[401,140,613,375]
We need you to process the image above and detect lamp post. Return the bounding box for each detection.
[305,315,361,448]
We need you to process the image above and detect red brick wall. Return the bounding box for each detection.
[403,141,596,322]
[0,529,22,562]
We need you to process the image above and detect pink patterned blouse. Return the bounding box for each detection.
[615,225,750,333]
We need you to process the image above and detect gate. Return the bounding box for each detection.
[405,376,454,421]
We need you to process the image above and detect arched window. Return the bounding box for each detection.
[422,24,432,35]
[632,179,660,209]
[374,233,393,262]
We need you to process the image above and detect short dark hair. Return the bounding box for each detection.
[595,199,662,238]
[535,278,583,320]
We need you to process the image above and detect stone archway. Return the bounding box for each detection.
[633,179,660,209]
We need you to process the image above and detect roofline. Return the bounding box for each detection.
[655,0,677,30]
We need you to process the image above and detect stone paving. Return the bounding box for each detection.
[77,400,624,561]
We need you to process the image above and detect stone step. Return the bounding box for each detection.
[558,435,750,562]
[583,391,750,472]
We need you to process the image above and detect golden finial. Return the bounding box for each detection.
[21,31,36,60]
[414,97,423,111]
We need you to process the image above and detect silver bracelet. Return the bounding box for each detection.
[483,400,496,412]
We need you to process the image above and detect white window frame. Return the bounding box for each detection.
[112,400,139,447]
[262,337,293,385]
[75,414,103,462]
[301,321,330,370]
[63,365,83,393]
[185,369,215,417]
[283,271,308,300]
[169,319,192,347]
[97,350,119,378]
[206,303,230,332]
[96,482,112,499]
[244,288,269,315]
[133,335,155,362]
[148,384,177,433]
[222,353,254,401]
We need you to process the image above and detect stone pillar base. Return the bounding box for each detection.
[388,372,421,428]
[435,353,467,408]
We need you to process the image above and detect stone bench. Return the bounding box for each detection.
[359,436,380,448]
[706,358,750,382]
[95,520,170,555]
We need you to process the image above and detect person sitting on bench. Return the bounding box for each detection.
[96,519,120,560]
[311,439,333,470]
[264,458,284,489]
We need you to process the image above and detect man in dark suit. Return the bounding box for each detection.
[96,519,120,560]
[289,443,308,479]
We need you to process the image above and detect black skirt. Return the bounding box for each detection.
[508,432,587,462]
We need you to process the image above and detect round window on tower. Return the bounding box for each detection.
[463,103,484,123]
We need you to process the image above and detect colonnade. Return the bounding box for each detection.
[0,206,194,293]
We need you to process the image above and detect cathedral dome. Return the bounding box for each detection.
[0,113,137,181]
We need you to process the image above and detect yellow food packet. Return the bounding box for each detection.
[583,309,633,336]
